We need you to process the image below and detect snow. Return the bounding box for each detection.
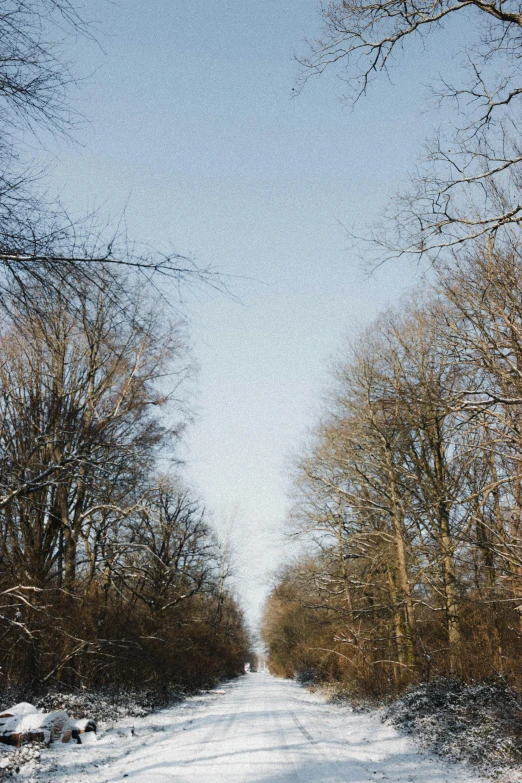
[35,687,184,723]
[384,677,522,775]
[16,673,492,782]
[0,704,38,717]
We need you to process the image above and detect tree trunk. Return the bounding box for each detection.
[439,502,461,674]
[386,565,406,689]
[385,448,417,668]
[60,486,76,589]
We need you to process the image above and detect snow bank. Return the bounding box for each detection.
[36,686,185,725]
[0,698,100,778]
[383,678,522,775]
[0,686,187,777]
[0,742,41,777]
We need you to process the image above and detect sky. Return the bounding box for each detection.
[38,0,474,629]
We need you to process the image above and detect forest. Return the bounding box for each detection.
[0,279,249,691]
[0,1,249,696]
[263,240,522,694]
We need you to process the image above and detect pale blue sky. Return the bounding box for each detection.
[38,1,474,626]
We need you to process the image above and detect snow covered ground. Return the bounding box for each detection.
[22,673,490,782]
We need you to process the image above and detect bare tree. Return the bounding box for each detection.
[299,1,522,261]
[0,1,216,305]
[0,277,249,688]
[281,291,513,686]
[0,280,190,591]
[436,243,522,634]
[108,479,219,614]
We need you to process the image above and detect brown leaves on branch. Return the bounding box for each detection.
[263,243,522,695]
[0,280,249,690]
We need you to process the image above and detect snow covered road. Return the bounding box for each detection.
[43,673,486,783]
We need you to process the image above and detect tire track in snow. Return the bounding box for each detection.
[271,702,301,781]
[285,707,361,781]
[290,712,314,743]
[171,694,239,772]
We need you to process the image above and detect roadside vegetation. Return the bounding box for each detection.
[0,273,249,694]
[0,1,249,700]
[263,245,522,692]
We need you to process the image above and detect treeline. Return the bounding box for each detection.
[0,2,249,693]
[0,281,249,690]
[263,240,522,695]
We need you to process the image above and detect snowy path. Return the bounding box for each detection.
[42,673,486,783]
